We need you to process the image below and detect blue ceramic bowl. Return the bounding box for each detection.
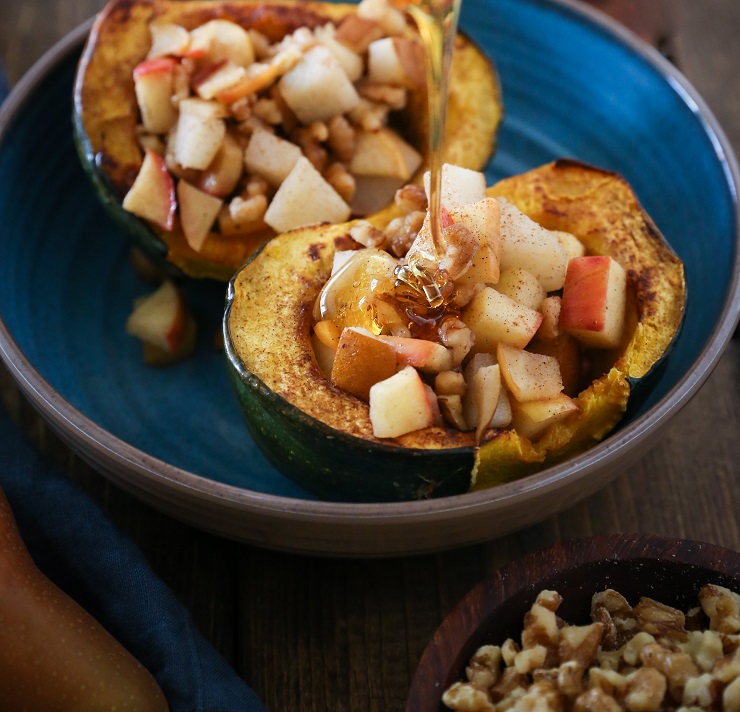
[0,0,737,555]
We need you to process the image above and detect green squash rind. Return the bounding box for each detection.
[224,272,474,502]
[224,161,686,502]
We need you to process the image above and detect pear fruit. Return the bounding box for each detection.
[0,487,168,711]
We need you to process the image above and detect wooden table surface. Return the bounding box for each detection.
[1,1,738,710]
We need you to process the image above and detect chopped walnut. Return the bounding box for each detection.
[466,645,502,688]
[444,584,740,712]
[634,597,688,643]
[349,219,384,249]
[324,163,356,204]
[640,643,699,701]
[574,687,622,712]
[395,183,428,214]
[699,584,740,634]
[385,211,425,258]
[438,318,474,367]
[442,682,496,712]
[623,667,666,712]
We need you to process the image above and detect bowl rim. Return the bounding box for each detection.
[0,0,738,556]
[405,532,740,712]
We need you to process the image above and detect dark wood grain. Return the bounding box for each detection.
[1,2,739,711]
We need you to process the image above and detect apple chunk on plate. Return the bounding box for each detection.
[125,280,197,365]
[559,255,627,349]
[369,366,434,438]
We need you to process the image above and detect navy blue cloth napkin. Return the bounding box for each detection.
[0,401,268,712]
[0,72,266,711]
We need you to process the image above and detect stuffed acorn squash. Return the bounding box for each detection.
[224,160,685,502]
[73,0,502,281]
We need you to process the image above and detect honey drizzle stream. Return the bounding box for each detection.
[394,0,463,322]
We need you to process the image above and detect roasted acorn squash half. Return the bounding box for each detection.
[73,0,502,281]
[224,160,685,502]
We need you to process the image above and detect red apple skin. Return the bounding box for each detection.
[148,150,177,231]
[559,256,612,332]
[133,56,177,78]
[190,60,227,90]
[440,206,453,228]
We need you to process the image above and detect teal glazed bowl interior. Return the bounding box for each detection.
[0,0,738,555]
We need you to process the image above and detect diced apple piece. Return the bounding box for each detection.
[198,132,244,197]
[350,128,416,179]
[264,157,351,233]
[315,28,364,82]
[122,149,176,230]
[496,342,563,403]
[490,388,513,429]
[461,353,494,425]
[193,61,248,100]
[424,164,486,210]
[462,364,502,440]
[177,180,223,252]
[448,197,502,285]
[367,37,424,88]
[133,57,178,134]
[125,280,196,364]
[244,129,302,187]
[174,99,226,170]
[369,366,434,438]
[511,394,578,441]
[423,384,444,427]
[435,371,466,396]
[311,332,336,378]
[217,204,267,236]
[279,46,360,124]
[559,255,627,349]
[189,19,255,67]
[553,230,586,261]
[438,395,467,430]
[331,326,397,401]
[379,335,453,373]
[497,198,569,292]
[147,23,191,59]
[496,267,546,311]
[357,0,408,36]
[334,15,385,53]
[528,333,582,398]
[462,287,543,353]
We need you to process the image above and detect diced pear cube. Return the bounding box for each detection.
[244,129,302,187]
[462,287,543,353]
[496,343,564,403]
[424,164,486,210]
[279,46,360,124]
[264,157,351,233]
[497,198,569,292]
[369,366,435,438]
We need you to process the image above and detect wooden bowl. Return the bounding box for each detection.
[406,533,740,712]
